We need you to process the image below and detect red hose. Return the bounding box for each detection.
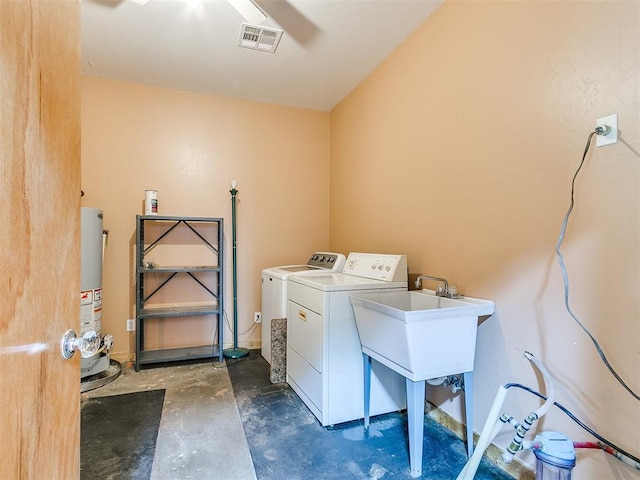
[573,442,600,449]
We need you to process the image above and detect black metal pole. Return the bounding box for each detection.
[224,183,248,359]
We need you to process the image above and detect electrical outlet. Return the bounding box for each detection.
[254,312,262,324]
[596,113,618,147]
[127,319,135,331]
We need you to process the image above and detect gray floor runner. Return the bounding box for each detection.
[81,389,165,480]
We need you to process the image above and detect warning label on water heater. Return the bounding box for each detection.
[80,288,102,334]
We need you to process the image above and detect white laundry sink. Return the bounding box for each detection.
[350,290,494,381]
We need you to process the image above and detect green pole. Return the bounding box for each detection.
[224,183,248,359]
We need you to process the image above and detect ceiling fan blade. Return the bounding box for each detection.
[227,0,267,25]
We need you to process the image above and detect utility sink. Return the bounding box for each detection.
[350,290,494,382]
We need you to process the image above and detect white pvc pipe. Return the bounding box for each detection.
[456,386,509,480]
[502,352,556,464]
[458,352,557,478]
[524,351,556,419]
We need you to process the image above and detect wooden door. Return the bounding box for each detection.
[0,1,81,477]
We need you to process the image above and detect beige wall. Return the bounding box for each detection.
[331,1,639,478]
[81,77,330,358]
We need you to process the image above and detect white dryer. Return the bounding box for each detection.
[286,252,408,426]
[261,252,345,364]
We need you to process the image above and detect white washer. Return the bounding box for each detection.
[261,252,346,364]
[286,252,408,426]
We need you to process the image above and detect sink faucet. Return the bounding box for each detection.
[415,274,456,298]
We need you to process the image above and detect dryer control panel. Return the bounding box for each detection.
[343,253,407,282]
[306,252,346,271]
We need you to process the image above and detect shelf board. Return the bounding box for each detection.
[137,345,222,365]
[138,215,223,222]
[139,305,220,317]
[139,266,220,273]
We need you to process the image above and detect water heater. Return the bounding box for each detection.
[81,207,103,335]
[81,207,110,380]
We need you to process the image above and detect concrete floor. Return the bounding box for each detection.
[82,356,517,480]
[82,360,257,480]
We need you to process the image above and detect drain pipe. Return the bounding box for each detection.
[456,385,508,480]
[456,352,555,480]
[502,351,556,464]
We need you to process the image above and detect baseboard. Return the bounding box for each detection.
[110,351,133,365]
[238,339,261,349]
[425,401,535,480]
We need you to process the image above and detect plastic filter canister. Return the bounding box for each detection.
[145,190,158,215]
[533,432,576,480]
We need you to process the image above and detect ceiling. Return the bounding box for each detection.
[81,0,443,111]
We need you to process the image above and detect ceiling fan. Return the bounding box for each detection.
[132,0,284,53]
[128,0,282,52]
[125,0,320,52]
[130,0,267,25]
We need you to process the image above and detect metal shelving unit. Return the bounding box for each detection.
[135,215,224,371]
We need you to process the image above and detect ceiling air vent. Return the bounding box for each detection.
[238,23,283,53]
